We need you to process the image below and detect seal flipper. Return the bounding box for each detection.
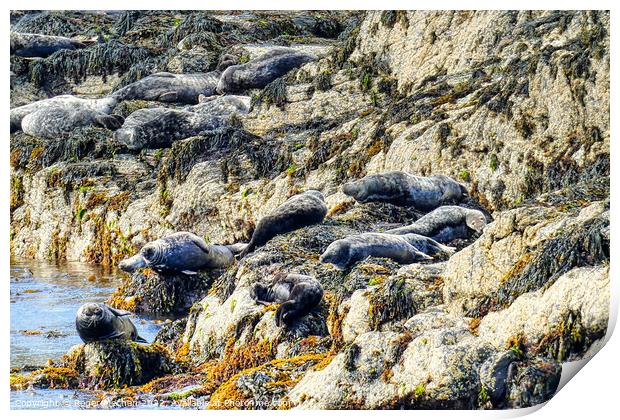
[105,305,132,317]
[152,72,176,78]
[95,114,124,130]
[189,235,211,254]
[135,334,148,343]
[159,91,178,102]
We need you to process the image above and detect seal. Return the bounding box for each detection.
[118,231,238,274]
[11,32,85,57]
[250,273,324,327]
[113,95,251,150]
[75,302,146,343]
[239,190,328,257]
[112,55,237,104]
[385,205,487,242]
[10,95,121,137]
[217,47,317,94]
[342,171,468,211]
[319,232,442,269]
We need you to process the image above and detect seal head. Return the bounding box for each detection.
[75,302,146,343]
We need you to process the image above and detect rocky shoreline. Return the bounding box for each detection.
[10,10,609,409]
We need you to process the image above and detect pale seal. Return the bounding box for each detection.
[250,273,324,327]
[342,171,469,211]
[217,48,317,94]
[11,32,85,57]
[113,95,250,150]
[239,190,328,257]
[118,232,239,274]
[386,205,487,243]
[76,302,146,343]
[319,232,452,270]
[10,95,121,137]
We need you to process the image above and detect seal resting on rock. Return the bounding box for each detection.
[385,205,487,242]
[319,232,454,270]
[112,55,237,104]
[10,95,122,137]
[118,232,238,274]
[217,47,317,94]
[11,32,86,57]
[342,171,468,211]
[239,190,328,257]
[113,95,250,150]
[250,273,323,327]
[76,302,146,343]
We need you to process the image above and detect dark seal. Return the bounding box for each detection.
[76,302,146,343]
[113,95,250,150]
[319,232,443,270]
[342,171,468,211]
[386,205,487,242]
[250,273,324,327]
[11,32,85,57]
[118,231,238,274]
[111,54,236,104]
[216,47,317,94]
[239,190,328,257]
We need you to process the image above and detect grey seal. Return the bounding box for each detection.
[319,232,454,270]
[11,32,85,57]
[217,48,317,94]
[118,231,238,274]
[10,95,121,137]
[113,95,250,150]
[385,205,487,242]
[111,55,237,104]
[342,171,468,211]
[250,273,323,327]
[75,302,146,344]
[239,190,328,257]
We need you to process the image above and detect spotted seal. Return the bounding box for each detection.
[342,171,468,211]
[216,47,317,94]
[75,302,146,343]
[10,95,122,137]
[118,232,238,274]
[11,32,86,57]
[250,273,323,327]
[239,190,328,257]
[386,205,487,242]
[113,95,250,150]
[319,232,453,269]
[111,55,237,104]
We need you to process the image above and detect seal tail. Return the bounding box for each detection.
[238,240,255,258]
[226,242,249,256]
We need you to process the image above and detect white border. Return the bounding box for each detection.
[3,1,618,419]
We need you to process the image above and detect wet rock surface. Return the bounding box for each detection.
[10,10,609,409]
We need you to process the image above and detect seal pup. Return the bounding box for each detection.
[112,54,237,104]
[342,171,468,211]
[118,231,237,274]
[239,190,328,257]
[76,302,146,343]
[319,232,436,270]
[10,95,121,136]
[217,48,317,94]
[386,206,487,242]
[11,32,85,57]
[114,95,251,150]
[250,273,323,327]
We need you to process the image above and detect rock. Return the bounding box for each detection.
[108,268,218,316]
[477,265,609,361]
[68,340,175,389]
[443,201,609,317]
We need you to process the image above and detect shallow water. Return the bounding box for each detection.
[10,259,164,409]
